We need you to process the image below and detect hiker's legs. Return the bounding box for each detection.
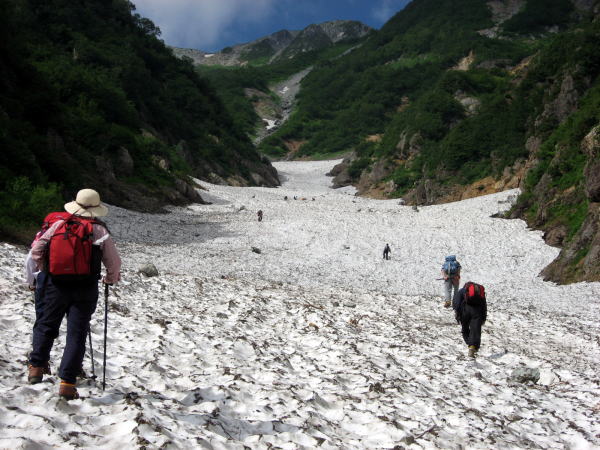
[443,280,453,301]
[30,277,68,367]
[58,283,98,384]
[460,306,473,345]
[451,279,459,299]
[460,319,471,345]
[466,308,484,349]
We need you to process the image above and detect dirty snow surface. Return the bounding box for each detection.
[1,160,600,449]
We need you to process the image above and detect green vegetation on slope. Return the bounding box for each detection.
[198,40,365,140]
[258,0,534,159]
[516,20,600,245]
[0,0,267,241]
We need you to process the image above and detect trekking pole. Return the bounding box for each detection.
[88,329,97,380]
[102,283,109,391]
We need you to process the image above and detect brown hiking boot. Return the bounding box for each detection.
[468,345,478,358]
[28,363,51,384]
[58,381,79,400]
[443,300,451,308]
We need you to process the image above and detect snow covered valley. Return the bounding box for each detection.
[1,159,599,449]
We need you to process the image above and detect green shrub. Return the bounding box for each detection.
[0,177,63,243]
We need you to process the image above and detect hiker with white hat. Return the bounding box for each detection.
[27,188,121,400]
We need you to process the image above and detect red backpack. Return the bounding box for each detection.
[41,213,101,282]
[464,282,486,305]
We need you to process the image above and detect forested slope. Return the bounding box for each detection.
[0,0,278,242]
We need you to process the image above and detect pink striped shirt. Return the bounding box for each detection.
[31,220,121,284]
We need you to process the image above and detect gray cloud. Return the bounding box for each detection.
[132,0,279,50]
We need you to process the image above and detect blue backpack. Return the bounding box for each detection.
[442,255,460,275]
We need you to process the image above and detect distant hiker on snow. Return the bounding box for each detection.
[453,282,487,358]
[27,189,121,400]
[441,255,461,308]
[383,244,391,260]
[257,210,263,222]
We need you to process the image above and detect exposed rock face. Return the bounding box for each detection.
[396,132,422,159]
[454,90,481,116]
[522,124,600,283]
[487,0,526,24]
[319,20,372,43]
[478,0,525,37]
[329,155,354,189]
[535,75,580,127]
[170,21,372,67]
[541,203,600,282]
[116,147,134,177]
[583,125,600,202]
[356,159,395,195]
[453,51,475,71]
[174,178,206,204]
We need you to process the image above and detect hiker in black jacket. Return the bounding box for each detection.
[383,244,391,260]
[453,283,487,358]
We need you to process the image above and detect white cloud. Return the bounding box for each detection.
[132,0,278,50]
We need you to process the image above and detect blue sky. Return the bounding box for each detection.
[131,0,412,52]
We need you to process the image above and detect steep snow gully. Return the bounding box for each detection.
[1,160,599,449]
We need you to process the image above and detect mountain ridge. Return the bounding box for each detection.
[170,20,372,67]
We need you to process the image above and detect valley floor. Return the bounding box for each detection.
[1,160,599,449]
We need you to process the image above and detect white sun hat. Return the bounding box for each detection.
[64,188,109,217]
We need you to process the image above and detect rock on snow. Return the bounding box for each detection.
[0,160,599,449]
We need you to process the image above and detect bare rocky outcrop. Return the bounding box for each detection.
[328,154,355,188]
[519,124,600,283]
[452,51,475,71]
[478,0,525,37]
[535,74,581,128]
[356,159,395,195]
[583,125,600,201]
[454,90,481,116]
[487,0,526,24]
[396,131,422,159]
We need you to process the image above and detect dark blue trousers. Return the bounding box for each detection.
[461,304,485,349]
[30,274,98,384]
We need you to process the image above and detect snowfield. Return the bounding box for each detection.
[1,159,599,449]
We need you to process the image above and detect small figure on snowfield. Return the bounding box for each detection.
[383,244,391,260]
[441,255,461,308]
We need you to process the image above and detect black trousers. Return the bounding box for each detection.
[30,274,98,383]
[461,304,485,349]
